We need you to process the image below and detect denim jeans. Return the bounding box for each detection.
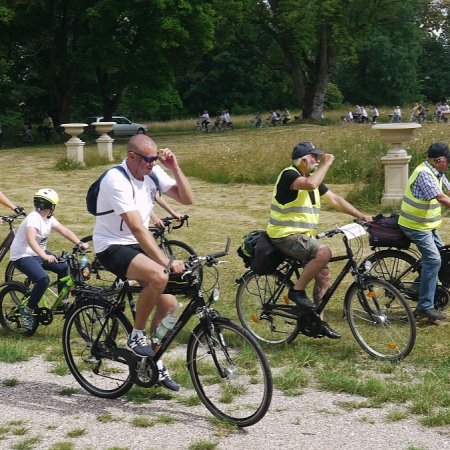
[399,226,444,311]
[13,252,68,309]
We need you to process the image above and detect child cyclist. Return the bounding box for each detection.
[10,188,89,330]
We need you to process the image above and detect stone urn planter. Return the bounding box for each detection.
[92,121,115,137]
[60,123,87,142]
[372,123,421,157]
[372,123,422,204]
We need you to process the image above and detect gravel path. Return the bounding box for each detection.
[0,356,449,449]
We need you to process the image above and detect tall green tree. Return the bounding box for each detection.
[0,0,214,124]
[213,0,424,119]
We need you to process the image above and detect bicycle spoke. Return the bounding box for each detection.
[0,283,36,336]
[63,301,134,398]
[346,278,416,361]
[236,271,298,344]
[187,319,272,427]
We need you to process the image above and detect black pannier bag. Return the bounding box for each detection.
[237,230,264,268]
[438,246,450,287]
[250,232,285,275]
[367,213,411,249]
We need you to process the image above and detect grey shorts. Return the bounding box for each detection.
[270,233,320,264]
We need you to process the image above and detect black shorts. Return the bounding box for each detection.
[96,244,145,280]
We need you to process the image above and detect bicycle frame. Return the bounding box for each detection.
[259,235,361,317]
[0,229,15,263]
[39,273,76,311]
[105,275,209,363]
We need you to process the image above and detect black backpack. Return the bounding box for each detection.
[86,166,160,216]
[86,166,131,216]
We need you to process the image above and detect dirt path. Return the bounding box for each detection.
[0,356,449,449]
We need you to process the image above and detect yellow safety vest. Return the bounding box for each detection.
[267,167,321,238]
[398,162,443,231]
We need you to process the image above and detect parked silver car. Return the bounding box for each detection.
[85,116,148,136]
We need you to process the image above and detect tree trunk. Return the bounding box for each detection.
[302,25,335,120]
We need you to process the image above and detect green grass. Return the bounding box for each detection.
[1,113,450,441]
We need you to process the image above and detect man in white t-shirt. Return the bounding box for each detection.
[94,134,193,391]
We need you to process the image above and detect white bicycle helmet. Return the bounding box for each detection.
[33,188,59,211]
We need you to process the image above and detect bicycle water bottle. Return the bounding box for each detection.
[80,254,90,278]
[152,303,182,344]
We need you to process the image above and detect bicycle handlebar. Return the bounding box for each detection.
[1,210,26,224]
[316,228,342,239]
[161,214,189,229]
[315,220,369,239]
[184,237,231,272]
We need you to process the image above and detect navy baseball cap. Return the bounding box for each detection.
[292,141,325,159]
[427,142,450,159]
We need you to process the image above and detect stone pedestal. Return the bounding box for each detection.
[60,123,87,166]
[93,122,115,161]
[372,123,421,204]
[442,111,450,122]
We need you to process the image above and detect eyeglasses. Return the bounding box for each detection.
[132,151,159,163]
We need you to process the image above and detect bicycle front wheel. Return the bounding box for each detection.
[345,278,416,361]
[187,318,273,427]
[236,271,298,344]
[0,282,37,336]
[62,299,134,398]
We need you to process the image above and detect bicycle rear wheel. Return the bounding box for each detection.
[62,299,134,398]
[345,278,416,361]
[163,239,197,261]
[235,270,298,344]
[362,250,419,301]
[4,261,32,286]
[187,318,272,427]
[0,282,37,336]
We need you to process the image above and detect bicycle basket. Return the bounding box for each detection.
[367,214,410,249]
[68,255,90,284]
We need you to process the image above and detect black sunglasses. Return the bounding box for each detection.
[132,151,159,163]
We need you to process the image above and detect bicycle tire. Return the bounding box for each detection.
[80,235,118,288]
[0,282,38,336]
[187,317,273,427]
[163,239,197,260]
[345,277,416,361]
[235,270,298,345]
[5,261,32,286]
[361,250,419,301]
[62,299,134,398]
[363,249,449,310]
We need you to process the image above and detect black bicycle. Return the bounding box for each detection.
[361,245,450,310]
[235,222,416,361]
[62,239,272,427]
[79,215,197,288]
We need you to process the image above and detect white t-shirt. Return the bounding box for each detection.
[93,161,176,253]
[10,210,60,260]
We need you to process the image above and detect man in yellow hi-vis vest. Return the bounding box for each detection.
[399,142,450,321]
[267,141,372,339]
